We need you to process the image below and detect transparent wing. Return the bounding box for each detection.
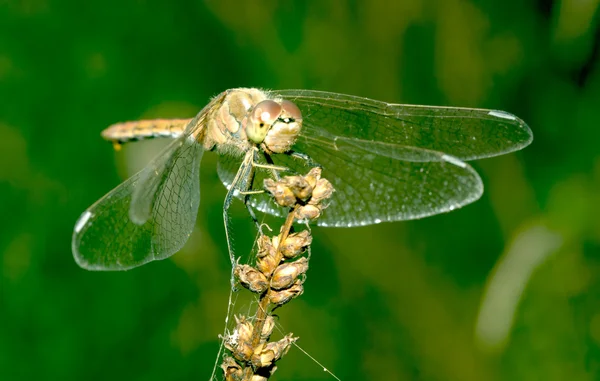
[219,89,532,226]
[72,92,228,270]
[272,89,533,161]
[72,125,204,271]
[218,138,482,227]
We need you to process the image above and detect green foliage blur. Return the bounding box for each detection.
[2,1,600,380]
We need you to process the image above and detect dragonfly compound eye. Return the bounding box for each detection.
[263,99,303,153]
[246,100,282,144]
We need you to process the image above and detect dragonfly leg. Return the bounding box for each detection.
[239,190,265,195]
[289,150,322,169]
[223,149,256,286]
[260,151,289,181]
[252,162,288,172]
[243,193,262,234]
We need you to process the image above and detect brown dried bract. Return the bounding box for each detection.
[282,175,313,201]
[280,230,312,259]
[263,178,296,207]
[251,334,297,368]
[268,279,304,306]
[221,355,243,380]
[235,265,268,293]
[270,257,309,290]
[256,236,278,277]
[295,204,321,220]
[309,177,334,205]
[263,166,335,213]
[260,315,276,340]
[224,316,255,362]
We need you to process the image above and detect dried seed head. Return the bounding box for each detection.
[220,355,242,380]
[270,257,309,290]
[295,204,321,220]
[309,178,334,205]
[264,178,296,207]
[251,334,297,368]
[235,265,268,293]
[268,279,304,306]
[280,230,312,259]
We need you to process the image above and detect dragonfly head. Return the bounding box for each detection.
[246,99,302,153]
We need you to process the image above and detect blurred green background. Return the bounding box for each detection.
[2,0,600,380]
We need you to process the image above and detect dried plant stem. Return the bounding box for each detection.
[241,205,299,381]
[249,205,297,346]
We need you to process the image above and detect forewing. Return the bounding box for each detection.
[221,89,532,227]
[272,89,533,161]
[72,128,204,271]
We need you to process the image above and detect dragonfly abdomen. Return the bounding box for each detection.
[101,119,191,145]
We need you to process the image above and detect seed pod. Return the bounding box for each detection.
[280,230,312,259]
[270,257,309,290]
[235,265,268,293]
[295,204,321,220]
[264,178,296,207]
[232,341,254,362]
[256,235,278,276]
[224,334,254,362]
[268,279,304,306]
[309,178,334,205]
[261,315,276,340]
[256,235,275,258]
[303,167,321,189]
[224,316,255,362]
[282,175,313,201]
[220,355,243,380]
[251,334,297,368]
[233,315,253,343]
[256,253,278,277]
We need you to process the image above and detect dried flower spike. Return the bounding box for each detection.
[222,168,335,379]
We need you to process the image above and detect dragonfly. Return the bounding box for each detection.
[72,88,533,271]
